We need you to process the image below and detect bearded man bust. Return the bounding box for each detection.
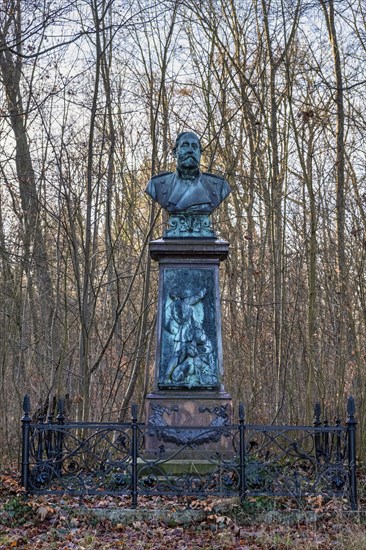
[145,131,231,214]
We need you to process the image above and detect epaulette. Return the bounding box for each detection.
[150,171,173,179]
[202,171,225,180]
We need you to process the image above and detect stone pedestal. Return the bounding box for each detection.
[145,238,232,459]
[150,239,228,390]
[145,390,232,459]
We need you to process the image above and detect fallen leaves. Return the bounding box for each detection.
[207,513,232,525]
[0,474,24,496]
[35,505,53,522]
[1,477,366,549]
[0,507,365,550]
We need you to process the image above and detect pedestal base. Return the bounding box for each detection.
[145,391,233,459]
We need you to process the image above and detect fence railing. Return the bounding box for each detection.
[21,396,357,509]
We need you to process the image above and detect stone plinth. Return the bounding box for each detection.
[145,391,232,459]
[149,238,229,262]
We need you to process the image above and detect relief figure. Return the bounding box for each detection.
[163,286,216,388]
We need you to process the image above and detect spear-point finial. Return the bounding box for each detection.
[314,402,321,422]
[347,396,356,419]
[23,394,31,415]
[131,403,138,421]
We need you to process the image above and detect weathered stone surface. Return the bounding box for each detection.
[79,507,210,525]
[144,393,233,459]
[149,238,229,262]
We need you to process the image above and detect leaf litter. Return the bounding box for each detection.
[1,473,366,549]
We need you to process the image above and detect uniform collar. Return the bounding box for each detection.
[168,172,212,210]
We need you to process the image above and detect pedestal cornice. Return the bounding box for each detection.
[149,238,229,262]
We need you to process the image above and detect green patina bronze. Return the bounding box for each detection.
[159,267,219,389]
[145,131,231,239]
[164,213,215,238]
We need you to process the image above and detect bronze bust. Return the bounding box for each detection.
[145,131,231,214]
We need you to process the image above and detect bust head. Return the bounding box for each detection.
[173,131,202,177]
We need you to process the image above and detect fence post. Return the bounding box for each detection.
[55,398,65,477]
[36,406,45,462]
[21,395,31,491]
[239,403,246,504]
[323,418,329,462]
[346,396,357,510]
[313,403,321,460]
[46,397,55,460]
[335,416,342,462]
[131,403,138,509]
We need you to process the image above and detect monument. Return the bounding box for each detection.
[145,131,232,458]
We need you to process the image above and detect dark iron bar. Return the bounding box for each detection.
[21,395,31,491]
[335,417,342,463]
[131,403,139,509]
[55,399,65,478]
[314,402,322,461]
[346,396,358,510]
[323,418,329,462]
[20,397,357,510]
[238,403,246,504]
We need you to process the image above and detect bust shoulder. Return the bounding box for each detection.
[150,171,173,182]
[145,171,174,204]
[201,171,226,183]
[201,171,231,203]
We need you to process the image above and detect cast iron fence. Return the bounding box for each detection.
[20,395,357,509]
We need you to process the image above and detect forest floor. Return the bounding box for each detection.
[1,473,366,549]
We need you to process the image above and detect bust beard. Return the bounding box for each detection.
[177,161,200,181]
[176,151,200,179]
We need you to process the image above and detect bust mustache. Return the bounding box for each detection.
[177,150,200,173]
